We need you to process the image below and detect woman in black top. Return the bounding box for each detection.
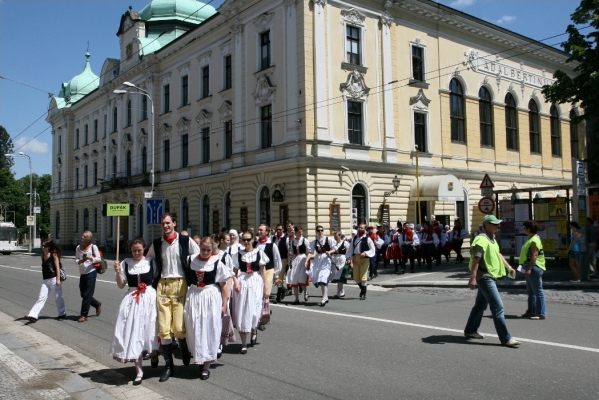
[26,240,66,322]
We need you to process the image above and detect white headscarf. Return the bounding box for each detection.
[228,229,239,243]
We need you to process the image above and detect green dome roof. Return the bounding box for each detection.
[56,51,99,107]
[140,0,216,24]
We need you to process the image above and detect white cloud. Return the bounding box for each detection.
[449,0,477,7]
[14,137,49,154]
[496,15,517,24]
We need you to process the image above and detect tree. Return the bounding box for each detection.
[542,0,599,182]
[0,125,15,170]
[0,169,28,231]
[36,174,52,238]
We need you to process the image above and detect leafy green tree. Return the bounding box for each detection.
[542,0,599,182]
[0,126,14,170]
[0,169,28,231]
[36,174,52,238]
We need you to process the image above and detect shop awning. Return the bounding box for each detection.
[409,175,465,201]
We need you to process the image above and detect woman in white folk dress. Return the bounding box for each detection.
[310,225,337,306]
[286,226,312,304]
[216,233,235,358]
[110,238,158,386]
[232,231,269,354]
[228,229,242,259]
[184,236,232,380]
[330,231,349,299]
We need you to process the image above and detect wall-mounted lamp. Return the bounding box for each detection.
[383,175,401,202]
[338,166,350,179]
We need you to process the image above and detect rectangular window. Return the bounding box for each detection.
[58,171,61,192]
[75,167,79,189]
[347,101,363,145]
[142,96,148,121]
[83,165,88,188]
[346,26,361,65]
[58,136,62,154]
[113,107,118,132]
[163,84,170,113]
[201,66,210,98]
[551,117,561,157]
[506,107,519,151]
[181,75,189,106]
[450,96,466,142]
[163,140,170,171]
[412,46,424,82]
[479,101,493,147]
[224,55,232,90]
[224,120,232,159]
[202,127,210,164]
[103,114,107,138]
[260,31,271,70]
[260,105,272,149]
[93,119,98,142]
[181,134,189,167]
[570,121,579,158]
[530,116,540,154]
[93,162,97,187]
[414,112,427,152]
[84,124,88,146]
[75,129,79,149]
[103,159,106,180]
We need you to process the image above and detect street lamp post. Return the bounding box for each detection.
[415,145,421,225]
[5,152,33,251]
[113,82,155,194]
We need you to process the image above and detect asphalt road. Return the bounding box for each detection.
[1,253,598,399]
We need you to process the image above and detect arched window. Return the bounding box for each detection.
[55,211,60,239]
[529,100,541,154]
[479,87,493,147]
[74,210,79,233]
[137,204,144,237]
[570,110,579,158]
[505,93,518,151]
[259,186,270,226]
[351,184,367,225]
[141,147,147,174]
[181,197,189,231]
[113,156,117,176]
[164,199,170,214]
[83,209,89,232]
[202,196,210,237]
[550,104,561,157]
[450,79,465,143]
[113,106,118,132]
[126,150,132,177]
[126,100,132,126]
[224,192,231,230]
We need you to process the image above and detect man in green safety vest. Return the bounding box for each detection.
[463,214,521,347]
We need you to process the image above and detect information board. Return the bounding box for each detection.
[329,203,341,234]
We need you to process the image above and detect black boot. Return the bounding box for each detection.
[159,344,174,382]
[274,286,283,304]
[179,338,191,366]
[359,284,366,300]
[150,353,159,368]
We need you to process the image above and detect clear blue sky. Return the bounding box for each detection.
[0,0,580,179]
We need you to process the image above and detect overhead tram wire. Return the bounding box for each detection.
[57,34,580,189]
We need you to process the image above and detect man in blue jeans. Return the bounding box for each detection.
[75,231,102,323]
[464,215,521,347]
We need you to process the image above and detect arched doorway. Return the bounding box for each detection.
[352,184,367,226]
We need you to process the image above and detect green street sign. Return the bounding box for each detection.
[106,203,130,216]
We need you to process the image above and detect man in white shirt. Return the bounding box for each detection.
[255,224,282,329]
[146,214,200,382]
[75,231,102,323]
[347,224,376,300]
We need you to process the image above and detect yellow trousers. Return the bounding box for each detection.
[278,262,289,286]
[157,277,188,340]
[264,268,274,296]
[352,255,369,283]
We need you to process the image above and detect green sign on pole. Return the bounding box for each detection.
[107,203,130,217]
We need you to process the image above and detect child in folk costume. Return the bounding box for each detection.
[232,231,270,354]
[310,225,337,306]
[216,233,235,358]
[286,226,312,304]
[421,221,439,270]
[387,227,403,274]
[184,237,232,380]
[330,231,349,298]
[442,225,453,262]
[110,238,159,386]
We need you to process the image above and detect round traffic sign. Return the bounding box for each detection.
[478,196,495,214]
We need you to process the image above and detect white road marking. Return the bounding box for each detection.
[0,342,42,379]
[271,304,599,354]
[0,265,116,284]
[383,266,466,281]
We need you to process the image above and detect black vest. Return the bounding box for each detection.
[276,234,289,259]
[337,241,347,255]
[353,236,367,253]
[151,234,191,289]
[315,238,331,254]
[237,251,262,273]
[187,262,219,286]
[293,238,308,255]
[125,260,154,288]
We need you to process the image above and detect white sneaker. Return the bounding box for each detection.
[464,332,485,339]
[503,338,521,347]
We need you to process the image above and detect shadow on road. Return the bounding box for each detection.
[421,335,499,347]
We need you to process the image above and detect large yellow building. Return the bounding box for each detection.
[47,0,583,248]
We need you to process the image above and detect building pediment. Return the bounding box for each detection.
[176,117,191,132]
[410,89,431,108]
[253,75,276,105]
[340,70,369,100]
[341,8,366,27]
[219,101,233,121]
[195,110,212,127]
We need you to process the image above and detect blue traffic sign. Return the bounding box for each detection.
[146,199,163,225]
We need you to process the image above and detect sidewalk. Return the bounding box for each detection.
[0,311,168,400]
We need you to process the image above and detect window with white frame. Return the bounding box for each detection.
[181,75,189,106]
[411,45,425,82]
[341,8,365,68]
[201,128,210,164]
[346,26,361,66]
[224,55,232,90]
[163,84,170,113]
[84,124,89,145]
[163,140,170,171]
[414,112,427,152]
[224,120,232,159]
[347,101,363,145]
[260,31,271,70]
[181,134,189,167]
[260,105,272,149]
[201,67,209,98]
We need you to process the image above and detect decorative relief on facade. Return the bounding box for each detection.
[313,0,327,10]
[409,89,431,109]
[160,72,171,85]
[176,117,191,133]
[74,156,80,167]
[341,8,366,27]
[220,41,231,56]
[340,70,370,100]
[231,18,244,36]
[253,75,276,105]
[137,130,147,148]
[109,139,118,154]
[159,123,171,139]
[177,62,190,76]
[197,52,211,68]
[219,101,233,121]
[195,110,212,127]
[91,150,99,161]
[380,11,393,28]
[452,67,461,78]
[253,13,275,33]
[463,49,554,89]
[284,0,296,9]
[82,153,89,165]
[100,146,106,155]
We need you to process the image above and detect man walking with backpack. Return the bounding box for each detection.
[75,231,102,323]
[146,213,200,382]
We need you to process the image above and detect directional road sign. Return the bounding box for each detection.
[478,197,495,214]
[146,199,163,225]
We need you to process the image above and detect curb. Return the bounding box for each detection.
[374,281,599,290]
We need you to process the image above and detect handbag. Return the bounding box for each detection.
[220,312,236,346]
[59,262,67,282]
[259,298,271,326]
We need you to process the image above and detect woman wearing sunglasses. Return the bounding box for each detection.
[310,225,336,306]
[285,226,312,304]
[232,231,270,354]
[184,236,232,380]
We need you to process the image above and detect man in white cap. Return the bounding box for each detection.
[464,214,520,347]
